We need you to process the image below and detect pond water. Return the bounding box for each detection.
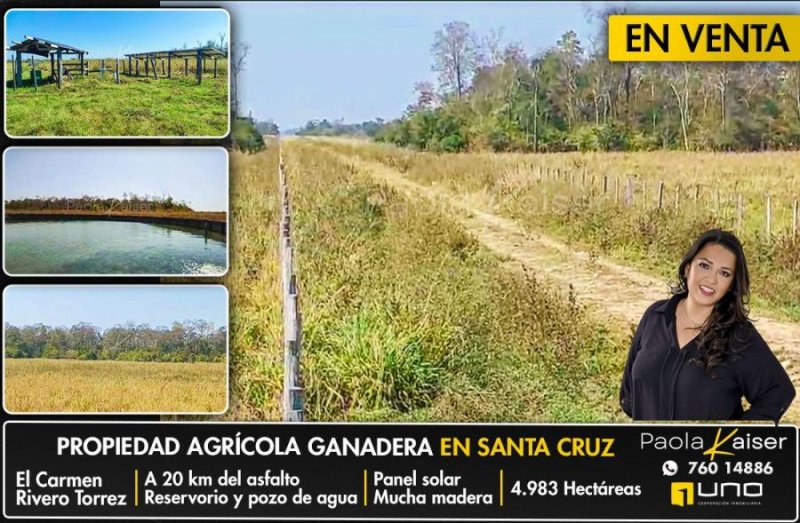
[5,220,227,275]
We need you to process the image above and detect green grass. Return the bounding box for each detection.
[284,139,627,422]
[6,64,228,137]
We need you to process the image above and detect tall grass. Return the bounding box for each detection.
[283,139,625,422]
[323,140,800,321]
[4,359,226,413]
[219,144,284,420]
[5,60,228,137]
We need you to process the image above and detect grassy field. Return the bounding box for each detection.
[281,139,625,421]
[323,140,800,321]
[4,359,227,413]
[6,59,228,137]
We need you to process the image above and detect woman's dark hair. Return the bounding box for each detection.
[674,229,751,376]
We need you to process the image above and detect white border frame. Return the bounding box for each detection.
[2,146,230,278]
[1,284,230,415]
[3,7,232,139]
[1,421,797,521]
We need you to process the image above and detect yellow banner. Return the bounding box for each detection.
[608,15,800,61]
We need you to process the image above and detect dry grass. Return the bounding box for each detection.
[322,140,800,321]
[218,143,283,420]
[4,359,226,413]
[281,139,624,422]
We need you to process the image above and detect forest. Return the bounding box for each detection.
[368,16,800,152]
[4,321,226,362]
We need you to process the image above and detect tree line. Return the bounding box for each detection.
[297,118,385,138]
[5,194,195,213]
[5,321,226,363]
[375,13,800,152]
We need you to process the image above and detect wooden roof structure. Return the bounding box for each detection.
[8,35,87,57]
[125,47,226,59]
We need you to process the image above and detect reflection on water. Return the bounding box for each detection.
[5,220,227,275]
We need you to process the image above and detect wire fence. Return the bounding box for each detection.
[279,146,304,421]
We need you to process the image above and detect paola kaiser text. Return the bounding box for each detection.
[56,436,436,457]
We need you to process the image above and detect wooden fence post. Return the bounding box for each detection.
[736,194,744,234]
[184,58,188,76]
[168,53,172,78]
[128,56,132,76]
[765,195,772,239]
[657,181,664,209]
[115,59,120,84]
[100,59,105,80]
[624,177,634,207]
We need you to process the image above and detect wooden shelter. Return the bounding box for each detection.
[124,47,226,84]
[8,35,87,89]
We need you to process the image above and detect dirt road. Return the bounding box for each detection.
[336,151,800,424]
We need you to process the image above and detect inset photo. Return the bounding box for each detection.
[3,147,228,277]
[4,8,230,138]
[3,285,229,414]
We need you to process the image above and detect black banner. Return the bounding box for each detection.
[2,422,797,520]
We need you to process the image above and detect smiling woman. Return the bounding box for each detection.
[620,229,796,421]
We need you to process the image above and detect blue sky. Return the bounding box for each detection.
[221,1,596,129]
[4,286,228,330]
[203,1,800,129]
[5,9,228,59]
[4,148,228,211]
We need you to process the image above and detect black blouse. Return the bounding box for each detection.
[620,292,796,421]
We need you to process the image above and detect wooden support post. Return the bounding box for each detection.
[184,57,188,76]
[168,53,172,78]
[115,59,120,84]
[657,181,664,209]
[196,49,202,84]
[614,177,620,204]
[603,175,608,194]
[214,57,218,78]
[136,58,139,77]
[128,56,132,76]
[145,54,149,77]
[100,59,105,80]
[56,50,62,89]
[50,54,55,82]
[151,55,158,79]
[161,59,165,76]
[15,50,23,87]
[30,56,37,92]
[80,52,85,75]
